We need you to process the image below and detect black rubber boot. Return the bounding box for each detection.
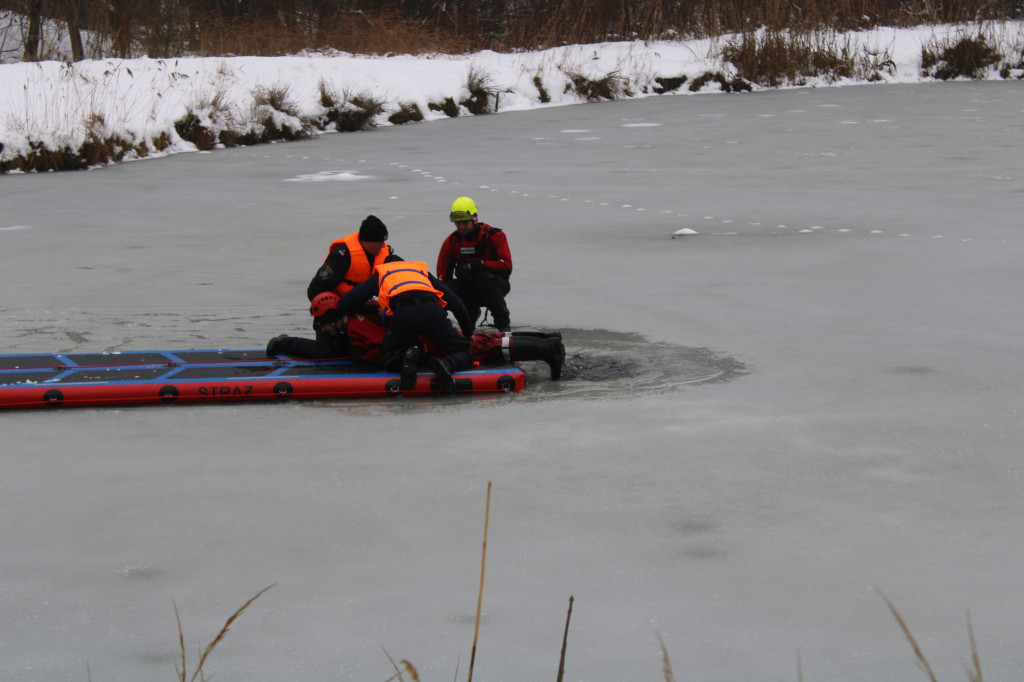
[427,355,456,394]
[266,335,288,356]
[513,330,562,342]
[491,308,511,332]
[509,334,565,380]
[399,346,421,391]
[489,300,511,332]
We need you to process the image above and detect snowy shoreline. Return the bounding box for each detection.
[1,21,1022,170]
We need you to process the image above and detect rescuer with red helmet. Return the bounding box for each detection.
[308,294,566,381]
[266,214,400,357]
[333,260,474,394]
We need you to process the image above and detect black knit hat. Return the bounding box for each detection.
[358,215,388,241]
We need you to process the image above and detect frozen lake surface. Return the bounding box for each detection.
[2,81,1024,681]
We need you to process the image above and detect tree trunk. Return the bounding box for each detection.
[109,0,135,57]
[62,0,84,60]
[23,0,42,61]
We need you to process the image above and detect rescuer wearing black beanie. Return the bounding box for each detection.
[358,215,388,242]
[266,214,402,358]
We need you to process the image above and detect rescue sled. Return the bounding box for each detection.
[0,349,525,410]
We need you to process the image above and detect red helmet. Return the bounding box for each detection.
[310,292,341,318]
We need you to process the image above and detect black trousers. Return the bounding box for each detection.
[449,272,511,329]
[274,326,350,359]
[380,294,473,372]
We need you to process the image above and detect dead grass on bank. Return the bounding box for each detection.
[922,29,1005,79]
[3,18,1023,172]
[139,9,465,59]
[18,0,1019,59]
[722,28,897,86]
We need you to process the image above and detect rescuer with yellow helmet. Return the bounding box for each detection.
[436,196,513,332]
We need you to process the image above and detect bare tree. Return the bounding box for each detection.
[108,0,135,56]
[21,0,41,60]
[59,0,83,60]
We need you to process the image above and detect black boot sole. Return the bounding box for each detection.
[266,335,289,356]
[399,347,421,390]
[427,356,456,395]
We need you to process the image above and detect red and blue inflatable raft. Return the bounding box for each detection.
[0,349,525,409]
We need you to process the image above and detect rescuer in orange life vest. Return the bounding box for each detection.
[266,215,399,358]
[437,197,513,332]
[309,292,566,381]
[331,260,475,394]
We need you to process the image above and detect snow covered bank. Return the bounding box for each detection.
[1,22,1022,170]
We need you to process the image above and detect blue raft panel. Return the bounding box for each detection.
[0,349,525,409]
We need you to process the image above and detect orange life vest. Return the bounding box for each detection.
[375,261,444,315]
[325,231,389,295]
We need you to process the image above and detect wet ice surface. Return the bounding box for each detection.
[528,329,747,400]
[3,82,1024,682]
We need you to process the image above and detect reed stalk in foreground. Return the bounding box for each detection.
[878,588,984,682]
[556,596,574,682]
[381,645,421,682]
[467,481,492,682]
[174,583,275,682]
[658,634,676,682]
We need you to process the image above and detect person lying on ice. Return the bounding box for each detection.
[309,292,566,381]
[332,260,475,394]
[266,214,399,358]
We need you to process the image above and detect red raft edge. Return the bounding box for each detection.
[0,369,526,410]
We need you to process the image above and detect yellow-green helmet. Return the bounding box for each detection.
[449,196,478,223]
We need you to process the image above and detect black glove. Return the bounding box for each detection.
[456,261,484,279]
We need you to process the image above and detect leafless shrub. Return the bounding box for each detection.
[388,102,425,125]
[998,43,1024,78]
[532,74,551,103]
[653,75,688,93]
[248,83,313,142]
[80,111,133,165]
[252,83,300,118]
[316,81,384,132]
[562,67,626,101]
[922,30,1003,79]
[722,29,895,86]
[6,0,1024,60]
[461,65,499,114]
[428,97,460,117]
[173,86,236,150]
[688,71,752,92]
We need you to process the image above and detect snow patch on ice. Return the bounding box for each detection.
[282,170,373,182]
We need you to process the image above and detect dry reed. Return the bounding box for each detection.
[878,587,985,682]
[8,0,1024,61]
[174,583,275,682]
[467,481,492,682]
[556,596,574,682]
